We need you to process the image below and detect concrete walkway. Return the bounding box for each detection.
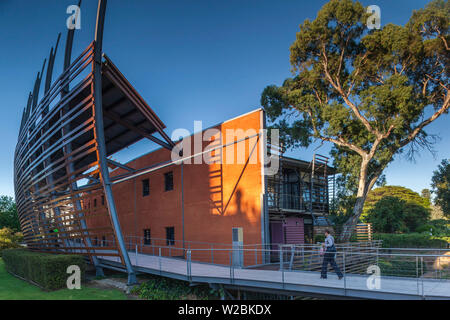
[98,252,450,300]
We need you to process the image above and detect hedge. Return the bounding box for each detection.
[373,233,449,248]
[2,249,86,290]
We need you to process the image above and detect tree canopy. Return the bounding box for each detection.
[362,185,431,217]
[0,196,20,232]
[261,0,449,239]
[431,159,450,216]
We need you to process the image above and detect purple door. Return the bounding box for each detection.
[270,221,284,250]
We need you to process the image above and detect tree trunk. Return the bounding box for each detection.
[339,158,370,242]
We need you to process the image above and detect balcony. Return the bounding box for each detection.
[267,193,329,214]
[267,193,307,211]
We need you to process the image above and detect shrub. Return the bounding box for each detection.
[314,234,325,243]
[415,219,450,236]
[2,249,86,290]
[373,233,449,248]
[0,228,23,256]
[131,274,221,300]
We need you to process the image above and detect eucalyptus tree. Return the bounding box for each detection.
[261,0,449,240]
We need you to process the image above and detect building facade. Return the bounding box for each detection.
[85,109,335,264]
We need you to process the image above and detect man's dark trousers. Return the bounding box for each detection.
[321,250,343,278]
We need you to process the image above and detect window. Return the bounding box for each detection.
[164,172,173,191]
[94,236,98,246]
[142,179,150,197]
[102,236,106,247]
[101,195,105,205]
[94,198,97,207]
[143,229,151,245]
[166,227,175,246]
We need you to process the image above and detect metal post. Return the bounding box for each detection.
[92,0,136,285]
[376,247,379,266]
[279,245,283,271]
[229,251,233,283]
[135,244,138,265]
[289,245,294,270]
[211,245,214,264]
[255,247,257,265]
[421,256,424,298]
[187,250,191,282]
[159,247,162,275]
[343,252,347,294]
[302,247,304,267]
[416,255,419,295]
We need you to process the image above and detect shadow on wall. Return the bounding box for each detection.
[208,133,260,225]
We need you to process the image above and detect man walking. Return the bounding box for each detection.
[321,230,343,279]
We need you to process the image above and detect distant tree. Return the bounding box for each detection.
[0,196,20,232]
[366,197,408,233]
[261,0,449,240]
[362,186,431,218]
[365,195,430,233]
[421,188,432,200]
[431,159,450,216]
[0,228,23,255]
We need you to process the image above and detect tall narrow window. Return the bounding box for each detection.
[101,195,105,205]
[143,229,151,245]
[142,178,150,197]
[164,172,173,191]
[94,198,97,207]
[166,227,175,246]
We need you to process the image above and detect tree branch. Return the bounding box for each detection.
[400,90,450,147]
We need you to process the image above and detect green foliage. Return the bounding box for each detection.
[421,189,432,200]
[261,0,449,229]
[0,228,23,256]
[373,233,449,248]
[131,275,221,300]
[365,196,430,233]
[2,249,86,291]
[362,186,430,218]
[362,186,431,233]
[0,196,20,232]
[431,159,450,217]
[314,234,325,243]
[416,219,450,236]
[365,197,408,233]
[378,257,426,278]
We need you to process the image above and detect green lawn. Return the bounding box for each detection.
[0,259,127,300]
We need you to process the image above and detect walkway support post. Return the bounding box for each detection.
[92,0,136,285]
[343,252,347,295]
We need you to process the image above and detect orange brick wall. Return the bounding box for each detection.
[86,109,265,264]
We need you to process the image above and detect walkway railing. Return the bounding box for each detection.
[95,237,450,299]
[97,237,450,282]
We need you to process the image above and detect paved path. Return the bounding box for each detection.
[98,252,450,300]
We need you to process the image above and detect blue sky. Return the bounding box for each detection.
[0,0,448,197]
